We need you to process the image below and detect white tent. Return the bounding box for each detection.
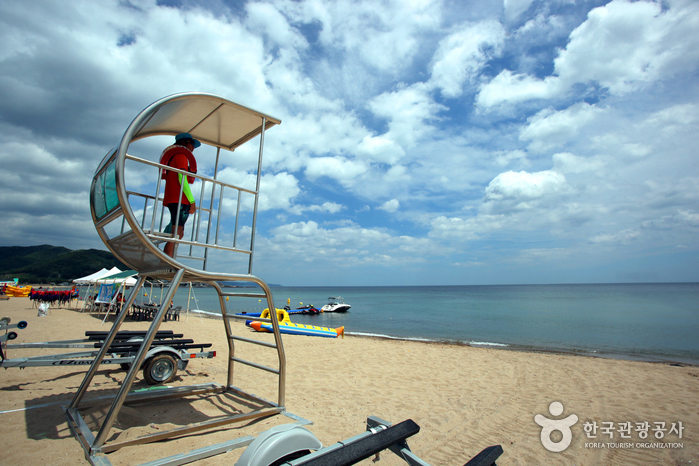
[95,270,138,325]
[75,267,121,312]
[73,268,110,285]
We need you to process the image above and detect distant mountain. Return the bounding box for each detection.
[0,246,283,286]
[0,245,128,284]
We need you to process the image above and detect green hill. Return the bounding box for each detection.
[0,245,128,284]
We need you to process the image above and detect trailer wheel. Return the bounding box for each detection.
[120,363,132,371]
[144,353,177,384]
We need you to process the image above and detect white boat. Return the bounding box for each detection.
[321,296,351,312]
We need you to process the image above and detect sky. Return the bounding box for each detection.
[1,0,698,286]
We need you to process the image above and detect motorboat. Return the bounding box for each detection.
[321,296,351,312]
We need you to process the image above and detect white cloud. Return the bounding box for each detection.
[356,135,406,164]
[515,247,572,262]
[260,219,447,267]
[429,215,492,241]
[378,199,400,213]
[589,229,641,244]
[476,70,562,108]
[430,20,506,98]
[1,0,698,284]
[494,149,529,167]
[218,169,301,212]
[552,152,603,174]
[520,102,604,152]
[284,0,441,72]
[369,83,447,147]
[554,0,699,95]
[504,0,535,23]
[484,170,566,202]
[304,156,367,185]
[478,0,699,108]
[289,201,345,215]
[246,2,308,49]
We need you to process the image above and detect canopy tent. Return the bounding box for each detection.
[96,270,137,286]
[76,267,121,312]
[73,267,117,285]
[93,270,138,325]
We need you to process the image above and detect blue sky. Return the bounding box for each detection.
[1,0,698,286]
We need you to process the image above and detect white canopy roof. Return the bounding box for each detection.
[96,269,138,286]
[128,92,281,151]
[73,267,121,285]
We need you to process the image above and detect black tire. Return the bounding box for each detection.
[143,353,177,384]
[119,363,132,371]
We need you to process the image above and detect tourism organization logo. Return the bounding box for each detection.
[535,401,579,452]
[535,401,685,452]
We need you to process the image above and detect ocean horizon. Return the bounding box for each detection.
[106,281,698,366]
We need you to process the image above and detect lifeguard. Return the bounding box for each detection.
[160,132,200,257]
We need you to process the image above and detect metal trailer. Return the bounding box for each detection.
[235,415,504,466]
[0,316,28,360]
[2,329,216,385]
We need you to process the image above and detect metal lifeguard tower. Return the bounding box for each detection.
[67,93,304,465]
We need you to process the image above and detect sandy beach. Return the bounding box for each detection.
[0,297,697,465]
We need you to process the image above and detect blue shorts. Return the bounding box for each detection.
[164,203,190,233]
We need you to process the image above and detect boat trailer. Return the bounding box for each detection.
[1,322,215,385]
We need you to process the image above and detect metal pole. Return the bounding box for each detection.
[212,282,236,389]
[92,269,185,450]
[203,149,220,271]
[259,281,286,407]
[215,184,224,246]
[233,190,241,248]
[70,275,146,408]
[150,172,163,233]
[80,283,92,312]
[248,117,266,274]
[186,281,192,322]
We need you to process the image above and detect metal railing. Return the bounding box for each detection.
[122,151,257,271]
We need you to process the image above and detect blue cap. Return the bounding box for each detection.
[175,132,201,148]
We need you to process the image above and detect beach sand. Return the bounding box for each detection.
[0,297,697,465]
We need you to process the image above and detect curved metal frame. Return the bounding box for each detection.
[68,93,300,465]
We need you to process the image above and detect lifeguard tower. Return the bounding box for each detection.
[67,92,503,466]
[67,92,306,465]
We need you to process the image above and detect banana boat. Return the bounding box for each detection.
[245,308,344,338]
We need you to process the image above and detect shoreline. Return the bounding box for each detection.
[188,308,699,367]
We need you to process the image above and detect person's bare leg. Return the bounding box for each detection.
[164,226,185,258]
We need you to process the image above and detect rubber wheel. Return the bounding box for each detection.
[120,363,132,371]
[143,353,177,384]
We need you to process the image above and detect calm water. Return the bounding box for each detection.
[139,283,699,365]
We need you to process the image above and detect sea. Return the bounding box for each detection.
[125,282,699,365]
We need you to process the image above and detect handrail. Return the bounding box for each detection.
[229,334,278,348]
[125,153,257,195]
[142,233,253,254]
